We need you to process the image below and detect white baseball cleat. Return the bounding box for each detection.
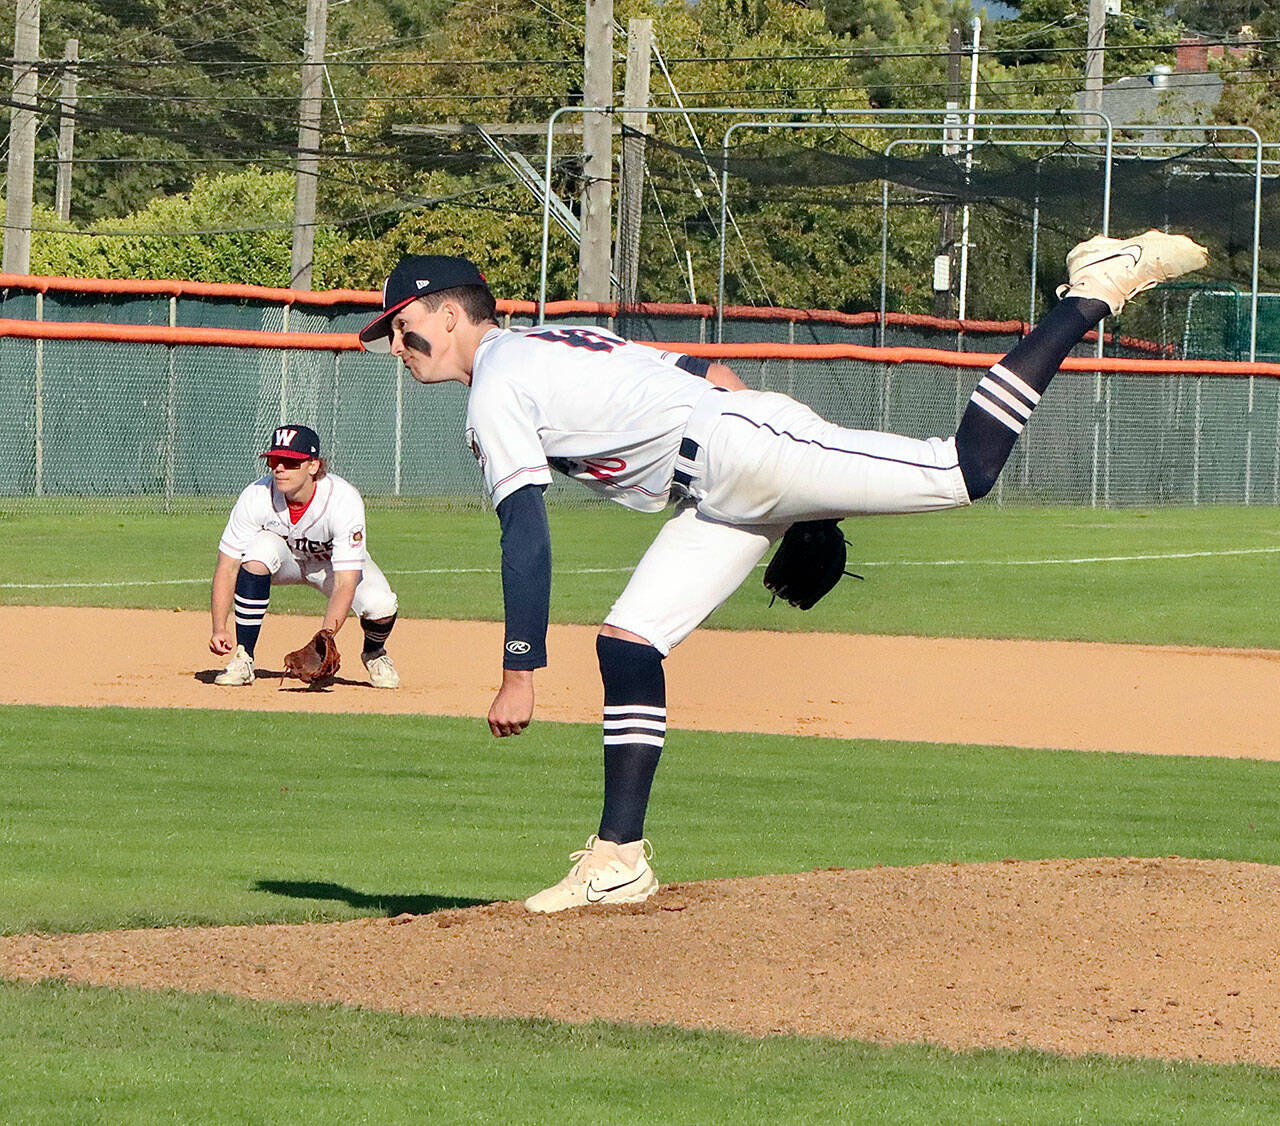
[523,835,658,914]
[1056,229,1209,315]
[214,645,255,686]
[362,651,401,689]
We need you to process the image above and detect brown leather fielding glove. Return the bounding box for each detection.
[282,629,341,685]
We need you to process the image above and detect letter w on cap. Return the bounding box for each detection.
[275,427,298,446]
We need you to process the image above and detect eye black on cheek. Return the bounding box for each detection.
[402,330,432,356]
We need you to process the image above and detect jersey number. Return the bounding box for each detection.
[528,327,616,352]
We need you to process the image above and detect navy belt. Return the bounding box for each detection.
[672,436,700,492]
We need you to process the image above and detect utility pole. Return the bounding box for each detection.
[614,18,652,308]
[578,0,613,301]
[291,0,328,290]
[55,38,77,222]
[4,0,41,274]
[1083,0,1106,132]
[934,21,963,319]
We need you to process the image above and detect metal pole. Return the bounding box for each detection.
[290,0,328,289]
[394,362,403,497]
[165,295,177,511]
[280,305,290,423]
[33,291,43,496]
[55,38,77,222]
[878,177,890,350]
[4,0,40,274]
[1028,161,1041,326]
[956,17,981,324]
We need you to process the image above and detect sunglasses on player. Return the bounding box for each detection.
[266,455,311,470]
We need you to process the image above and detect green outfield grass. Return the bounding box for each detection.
[6,705,1280,935]
[5,704,1280,1119]
[6,500,1280,1118]
[4,981,1279,1125]
[2,501,1279,647]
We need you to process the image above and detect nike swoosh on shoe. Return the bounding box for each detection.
[1084,246,1142,269]
[584,872,647,902]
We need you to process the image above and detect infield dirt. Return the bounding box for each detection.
[5,605,1280,1066]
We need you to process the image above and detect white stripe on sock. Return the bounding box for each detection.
[603,733,666,748]
[978,376,1033,419]
[990,363,1042,405]
[603,705,666,718]
[973,391,1025,434]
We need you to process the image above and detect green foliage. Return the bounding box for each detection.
[14,0,1278,306]
[26,167,336,285]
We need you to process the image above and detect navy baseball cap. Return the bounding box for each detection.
[261,424,321,461]
[359,254,488,353]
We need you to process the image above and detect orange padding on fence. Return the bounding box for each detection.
[672,341,1280,377]
[0,318,365,350]
[0,316,1274,378]
[0,272,1046,336]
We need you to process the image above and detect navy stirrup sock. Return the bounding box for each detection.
[361,613,397,658]
[233,567,272,656]
[596,635,666,845]
[956,296,1110,499]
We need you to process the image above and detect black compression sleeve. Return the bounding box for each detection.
[495,484,551,670]
[675,354,711,378]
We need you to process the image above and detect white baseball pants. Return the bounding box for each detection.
[240,531,399,620]
[604,388,970,654]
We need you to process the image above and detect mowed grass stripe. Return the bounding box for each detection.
[2,503,1279,647]
[3,979,1280,1125]
[4,704,1277,936]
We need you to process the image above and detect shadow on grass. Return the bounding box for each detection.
[253,879,490,916]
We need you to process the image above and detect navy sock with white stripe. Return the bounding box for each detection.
[956,296,1109,499]
[596,635,666,845]
[232,567,272,657]
[361,613,397,658]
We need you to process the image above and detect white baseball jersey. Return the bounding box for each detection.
[218,472,369,571]
[465,325,712,512]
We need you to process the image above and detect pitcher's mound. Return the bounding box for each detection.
[4,856,1278,1066]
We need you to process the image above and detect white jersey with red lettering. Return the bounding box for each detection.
[218,472,368,571]
[464,325,711,513]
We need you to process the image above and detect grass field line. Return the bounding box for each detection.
[4,545,1280,591]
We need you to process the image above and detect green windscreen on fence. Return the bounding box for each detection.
[1,328,1275,509]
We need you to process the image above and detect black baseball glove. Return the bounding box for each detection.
[762,520,859,610]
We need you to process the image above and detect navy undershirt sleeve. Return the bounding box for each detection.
[495,483,551,670]
[675,354,711,378]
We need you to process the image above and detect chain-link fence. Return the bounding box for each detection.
[2,317,1277,511]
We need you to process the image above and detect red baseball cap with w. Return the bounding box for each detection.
[359,254,488,353]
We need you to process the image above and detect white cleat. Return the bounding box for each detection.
[362,651,401,689]
[524,835,658,914]
[214,645,255,686]
[1056,229,1209,315]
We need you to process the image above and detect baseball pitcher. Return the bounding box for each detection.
[359,234,1207,912]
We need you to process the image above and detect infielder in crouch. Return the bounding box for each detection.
[210,424,401,689]
[359,234,1207,913]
